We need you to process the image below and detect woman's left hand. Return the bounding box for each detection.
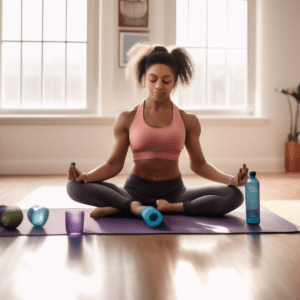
[230,164,249,186]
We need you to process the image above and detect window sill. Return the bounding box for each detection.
[0,115,268,126]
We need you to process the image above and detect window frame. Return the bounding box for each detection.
[0,0,258,118]
[174,0,256,117]
[0,0,99,116]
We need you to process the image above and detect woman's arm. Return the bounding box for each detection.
[86,162,122,183]
[192,162,234,185]
[86,111,130,182]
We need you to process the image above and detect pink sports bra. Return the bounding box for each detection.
[129,100,186,161]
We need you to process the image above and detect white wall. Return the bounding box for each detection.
[0,0,300,176]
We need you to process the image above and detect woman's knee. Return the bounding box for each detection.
[228,186,244,210]
[66,180,85,200]
[231,186,245,207]
[218,186,244,216]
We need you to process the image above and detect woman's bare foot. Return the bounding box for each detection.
[130,201,146,217]
[90,207,121,218]
[156,199,184,213]
[91,202,147,218]
[156,199,170,212]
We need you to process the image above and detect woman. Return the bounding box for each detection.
[67,43,248,220]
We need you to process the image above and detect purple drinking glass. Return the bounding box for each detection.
[65,211,84,235]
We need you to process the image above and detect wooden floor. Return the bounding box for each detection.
[0,172,300,300]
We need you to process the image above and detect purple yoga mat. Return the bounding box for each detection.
[0,205,299,236]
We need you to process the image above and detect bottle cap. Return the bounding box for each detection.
[250,171,256,177]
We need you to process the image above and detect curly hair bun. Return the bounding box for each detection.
[125,43,195,96]
[153,46,168,53]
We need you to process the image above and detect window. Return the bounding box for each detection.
[175,0,256,116]
[0,0,98,115]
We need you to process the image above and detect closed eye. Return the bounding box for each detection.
[150,80,171,84]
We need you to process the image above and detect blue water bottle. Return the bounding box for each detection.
[245,171,260,224]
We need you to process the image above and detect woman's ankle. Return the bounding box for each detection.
[130,201,145,217]
[90,206,120,218]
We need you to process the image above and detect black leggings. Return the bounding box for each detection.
[66,172,244,216]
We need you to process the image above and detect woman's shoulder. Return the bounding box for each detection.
[123,105,139,132]
[177,108,198,132]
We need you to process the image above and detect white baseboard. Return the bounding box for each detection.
[0,157,286,175]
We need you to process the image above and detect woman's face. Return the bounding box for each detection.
[143,64,175,101]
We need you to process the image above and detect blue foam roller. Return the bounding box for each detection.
[141,206,163,228]
[27,205,49,227]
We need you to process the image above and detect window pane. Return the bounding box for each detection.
[189,0,206,48]
[207,0,227,48]
[227,49,247,106]
[67,0,87,42]
[2,0,21,41]
[228,0,247,48]
[175,0,249,111]
[23,0,43,41]
[43,43,65,108]
[22,43,42,108]
[207,49,226,107]
[1,43,21,108]
[44,0,66,41]
[66,43,87,108]
[187,48,207,108]
[176,0,189,47]
[176,48,206,109]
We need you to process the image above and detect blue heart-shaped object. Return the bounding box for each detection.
[27,205,49,227]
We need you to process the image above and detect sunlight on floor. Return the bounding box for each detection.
[13,237,103,300]
[262,200,300,226]
[16,186,91,209]
[175,261,250,300]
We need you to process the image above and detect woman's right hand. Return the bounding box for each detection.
[68,166,86,183]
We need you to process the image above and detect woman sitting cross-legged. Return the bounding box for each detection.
[66,43,247,221]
